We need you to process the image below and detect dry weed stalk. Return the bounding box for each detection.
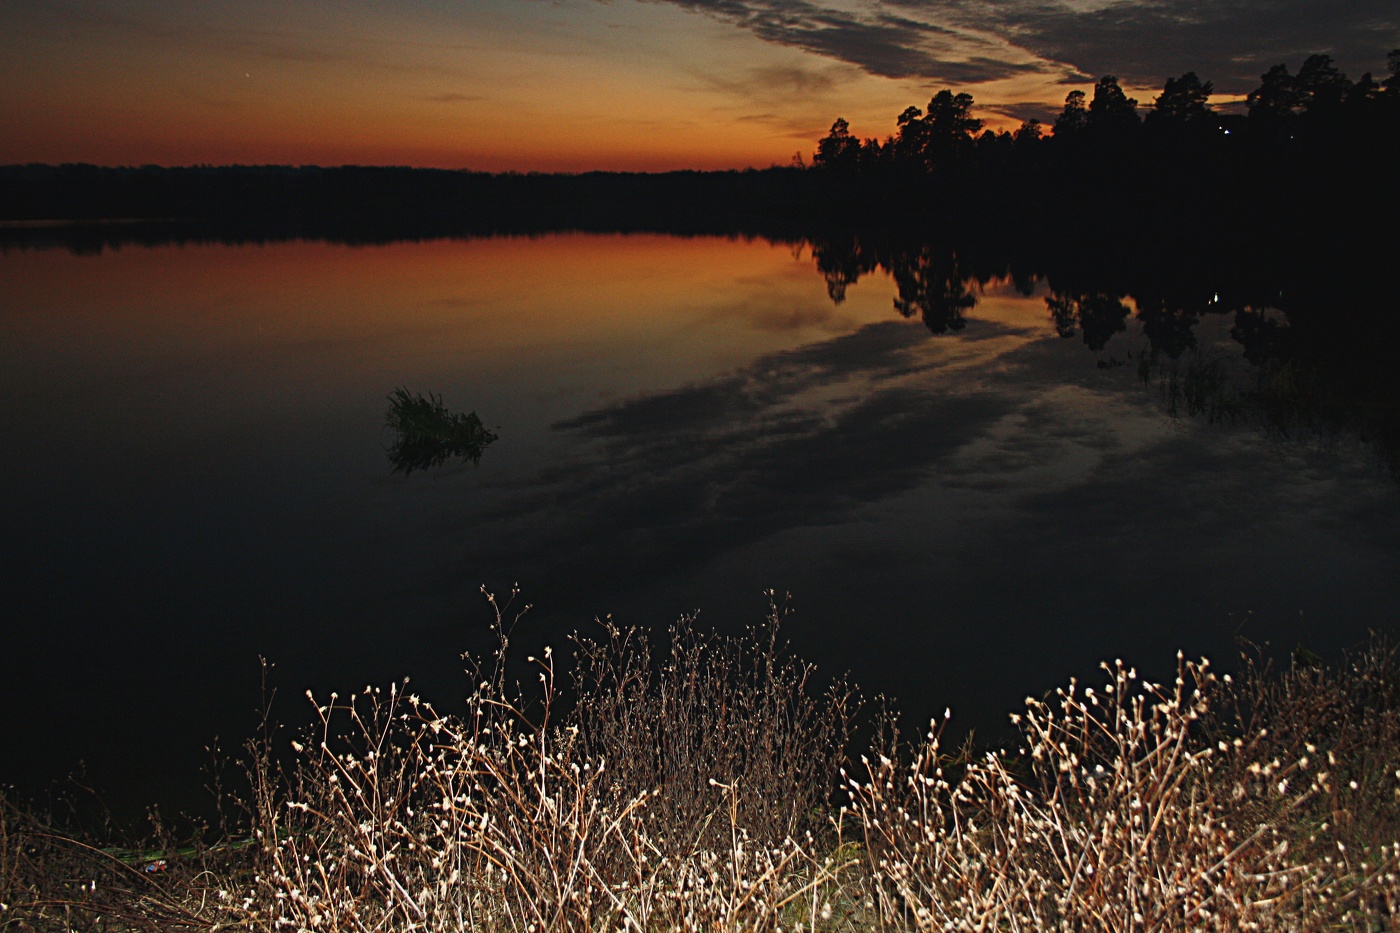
[844,652,1400,931]
[0,791,214,932]
[571,601,857,851]
[220,590,856,932]
[5,605,1399,932]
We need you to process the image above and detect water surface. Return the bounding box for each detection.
[3,232,1397,816]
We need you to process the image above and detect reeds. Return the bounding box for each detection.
[384,387,497,474]
[3,604,1398,932]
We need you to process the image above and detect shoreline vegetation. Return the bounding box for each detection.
[3,594,1399,930]
[2,50,1397,250]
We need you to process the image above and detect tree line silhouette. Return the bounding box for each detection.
[812,51,1400,228]
[815,50,1400,171]
[3,50,1395,243]
[0,166,820,243]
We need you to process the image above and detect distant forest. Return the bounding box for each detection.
[808,50,1400,227]
[814,50,1400,174]
[2,51,1397,246]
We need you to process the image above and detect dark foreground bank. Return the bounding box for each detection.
[4,600,1398,931]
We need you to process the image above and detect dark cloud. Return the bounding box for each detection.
[647,0,1051,83]
[645,0,1399,95]
[977,99,1060,124]
[977,0,1400,93]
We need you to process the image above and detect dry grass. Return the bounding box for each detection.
[220,591,857,932]
[844,647,1400,931]
[3,598,1398,932]
[0,792,232,932]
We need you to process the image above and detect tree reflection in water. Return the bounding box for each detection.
[803,231,1400,475]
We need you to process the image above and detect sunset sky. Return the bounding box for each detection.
[3,0,1397,172]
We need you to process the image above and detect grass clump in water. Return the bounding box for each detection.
[385,386,497,474]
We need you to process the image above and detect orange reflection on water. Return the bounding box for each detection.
[1,234,909,452]
[4,233,873,355]
[1,234,1068,412]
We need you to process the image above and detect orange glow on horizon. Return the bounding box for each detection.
[2,1,1301,171]
[0,1,1090,172]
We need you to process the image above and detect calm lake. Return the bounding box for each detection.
[3,230,1399,817]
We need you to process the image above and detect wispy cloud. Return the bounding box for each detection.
[688,61,854,136]
[421,92,486,104]
[692,62,843,104]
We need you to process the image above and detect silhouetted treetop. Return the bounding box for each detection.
[1087,76,1140,134]
[1014,120,1043,145]
[895,90,983,170]
[1250,64,1297,115]
[813,118,862,172]
[1054,90,1088,137]
[1151,72,1214,124]
[1295,53,1352,115]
